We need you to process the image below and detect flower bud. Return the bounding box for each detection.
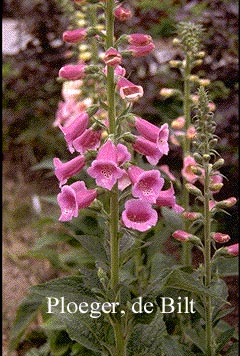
[208,102,216,111]
[203,154,210,162]
[211,232,230,244]
[172,230,201,245]
[198,79,210,86]
[127,42,155,57]
[182,211,203,221]
[58,63,86,80]
[216,197,237,208]
[189,75,199,82]
[103,47,122,67]
[190,166,203,176]
[196,51,206,58]
[114,6,132,21]
[159,88,176,98]
[127,33,153,46]
[225,244,239,256]
[171,116,185,129]
[193,59,203,66]
[186,126,196,139]
[209,183,223,192]
[212,158,224,170]
[63,28,87,43]
[172,38,180,45]
[193,152,203,164]
[169,60,182,68]
[185,183,203,197]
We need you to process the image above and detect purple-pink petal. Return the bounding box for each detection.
[133,136,163,165]
[87,160,124,190]
[53,156,85,187]
[57,185,78,221]
[96,140,118,163]
[122,199,158,232]
[73,128,101,154]
[132,170,164,203]
[155,183,176,208]
[116,143,131,165]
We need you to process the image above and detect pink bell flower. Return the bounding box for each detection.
[181,156,199,183]
[73,128,101,154]
[59,63,86,80]
[225,243,239,256]
[114,6,132,21]
[103,47,122,67]
[135,118,169,155]
[156,183,176,208]
[53,155,85,187]
[57,181,97,221]
[127,42,155,57]
[133,136,163,165]
[128,166,164,203]
[117,77,144,102]
[87,140,124,190]
[63,28,87,43]
[59,112,89,153]
[103,65,126,77]
[122,199,158,232]
[116,143,131,166]
[127,33,153,46]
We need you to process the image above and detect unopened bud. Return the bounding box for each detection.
[169,60,182,68]
[185,183,203,197]
[171,116,185,129]
[86,105,99,117]
[101,130,108,139]
[172,38,181,45]
[191,94,199,104]
[182,211,203,221]
[193,59,203,66]
[172,230,201,245]
[208,102,216,111]
[216,197,237,209]
[212,158,224,170]
[186,126,196,139]
[189,75,199,82]
[198,79,210,86]
[203,154,210,162]
[193,153,203,164]
[79,52,92,61]
[210,183,223,192]
[159,88,176,98]
[225,244,239,256]
[211,232,231,244]
[122,133,136,143]
[190,166,203,176]
[196,51,206,58]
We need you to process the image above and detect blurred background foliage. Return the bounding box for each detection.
[3,0,238,237]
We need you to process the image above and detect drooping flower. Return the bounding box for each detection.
[103,47,122,67]
[128,166,164,203]
[59,63,86,80]
[122,199,158,232]
[127,33,153,46]
[114,6,132,21]
[73,128,102,154]
[53,156,85,187]
[117,77,144,102]
[127,42,155,57]
[133,136,163,165]
[59,112,89,153]
[57,181,97,221]
[135,118,169,155]
[87,140,124,190]
[181,156,200,183]
[63,28,87,43]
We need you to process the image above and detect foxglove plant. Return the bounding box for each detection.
[9,4,238,356]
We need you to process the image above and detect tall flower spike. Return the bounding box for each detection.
[87,140,124,190]
[122,199,158,232]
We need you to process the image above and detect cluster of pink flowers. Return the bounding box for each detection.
[53,3,182,231]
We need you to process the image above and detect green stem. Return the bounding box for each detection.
[182,52,192,266]
[203,162,213,356]
[106,2,126,355]
[89,5,98,65]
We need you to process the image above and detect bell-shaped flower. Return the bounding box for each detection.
[133,136,163,165]
[155,183,182,213]
[118,171,131,191]
[211,232,230,244]
[53,155,85,187]
[127,42,155,57]
[114,6,132,21]
[117,77,144,102]
[57,181,97,221]
[103,65,126,77]
[73,128,101,154]
[103,47,122,67]
[116,143,131,166]
[63,28,87,43]
[122,199,158,232]
[128,166,164,203]
[127,33,153,46]
[59,112,89,153]
[59,63,86,80]
[181,156,200,183]
[87,140,124,190]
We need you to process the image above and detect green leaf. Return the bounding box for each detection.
[25,248,64,270]
[32,234,72,250]
[149,253,177,282]
[184,326,206,353]
[128,310,167,356]
[48,330,72,356]
[8,293,43,354]
[212,256,239,277]
[30,275,95,304]
[25,343,50,356]
[216,327,235,353]
[161,207,184,231]
[162,335,196,356]
[74,235,108,264]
